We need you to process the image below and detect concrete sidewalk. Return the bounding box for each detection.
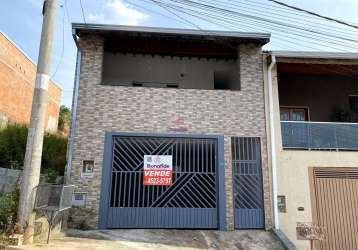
[9,229,284,250]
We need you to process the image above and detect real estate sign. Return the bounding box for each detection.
[143,155,173,186]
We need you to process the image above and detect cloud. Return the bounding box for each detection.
[88,0,148,25]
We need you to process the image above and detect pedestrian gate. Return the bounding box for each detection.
[99,133,225,229]
[232,137,265,229]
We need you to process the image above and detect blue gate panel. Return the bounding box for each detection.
[99,133,226,230]
[234,209,264,229]
[232,137,265,229]
[108,208,217,228]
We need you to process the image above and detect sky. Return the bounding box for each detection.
[1,0,358,107]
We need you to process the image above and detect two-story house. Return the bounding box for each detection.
[265,51,358,250]
[67,23,272,231]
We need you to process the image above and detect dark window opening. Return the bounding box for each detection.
[131,81,178,88]
[214,70,240,90]
[349,95,358,113]
[101,52,239,90]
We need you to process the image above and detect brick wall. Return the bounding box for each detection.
[0,32,61,132]
[69,34,272,230]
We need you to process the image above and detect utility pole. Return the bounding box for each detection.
[17,0,57,244]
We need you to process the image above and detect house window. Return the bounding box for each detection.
[349,95,358,113]
[280,107,309,121]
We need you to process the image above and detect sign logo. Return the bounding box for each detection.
[143,155,173,186]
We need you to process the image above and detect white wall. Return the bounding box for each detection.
[102,53,239,89]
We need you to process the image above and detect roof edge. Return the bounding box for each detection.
[72,23,270,43]
[270,50,358,60]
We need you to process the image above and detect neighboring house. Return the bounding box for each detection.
[264,51,358,250]
[0,31,61,132]
[67,23,272,231]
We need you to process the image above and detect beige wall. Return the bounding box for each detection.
[265,57,358,250]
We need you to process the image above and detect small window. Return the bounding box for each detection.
[280,107,309,121]
[349,95,358,113]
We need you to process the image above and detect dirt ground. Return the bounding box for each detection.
[8,229,284,250]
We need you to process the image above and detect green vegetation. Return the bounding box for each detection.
[0,124,67,177]
[58,105,71,133]
[0,185,19,235]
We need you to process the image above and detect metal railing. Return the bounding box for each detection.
[281,121,358,151]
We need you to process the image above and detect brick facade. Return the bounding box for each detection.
[69,34,272,230]
[0,32,61,131]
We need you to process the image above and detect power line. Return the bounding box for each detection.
[156,0,358,51]
[269,0,358,30]
[157,1,336,51]
[200,0,358,49]
[213,0,358,38]
[147,0,241,51]
[79,0,87,24]
[124,0,194,28]
[164,0,358,44]
[50,4,65,79]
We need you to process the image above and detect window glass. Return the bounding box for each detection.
[280,107,308,121]
[280,110,290,121]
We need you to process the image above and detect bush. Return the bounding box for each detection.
[0,124,67,176]
[42,133,67,176]
[0,124,27,169]
[0,185,19,235]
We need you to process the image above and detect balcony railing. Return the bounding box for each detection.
[281,121,358,151]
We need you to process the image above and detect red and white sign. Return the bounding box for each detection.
[143,155,173,186]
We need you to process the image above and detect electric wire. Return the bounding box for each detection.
[79,0,87,24]
[152,0,358,51]
[163,0,358,50]
[50,4,65,79]
[164,0,358,43]
[124,0,194,28]
[268,0,358,30]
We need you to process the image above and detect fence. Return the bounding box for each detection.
[0,167,21,193]
[281,121,358,150]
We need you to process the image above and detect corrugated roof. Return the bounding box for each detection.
[271,50,358,60]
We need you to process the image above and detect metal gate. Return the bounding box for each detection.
[232,137,265,229]
[99,132,226,229]
[312,168,358,250]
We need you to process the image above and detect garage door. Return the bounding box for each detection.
[313,168,358,250]
[99,133,226,229]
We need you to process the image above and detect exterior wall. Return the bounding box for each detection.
[266,60,358,250]
[278,74,358,121]
[69,34,272,230]
[102,53,239,89]
[0,32,61,132]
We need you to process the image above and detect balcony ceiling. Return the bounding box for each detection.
[277,62,358,76]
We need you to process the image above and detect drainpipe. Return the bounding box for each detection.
[66,49,81,183]
[268,55,279,229]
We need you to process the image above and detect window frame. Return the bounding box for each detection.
[280,106,310,121]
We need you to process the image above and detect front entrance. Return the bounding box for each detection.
[232,137,265,229]
[99,132,226,229]
[312,168,358,250]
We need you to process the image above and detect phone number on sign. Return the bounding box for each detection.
[144,177,172,186]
